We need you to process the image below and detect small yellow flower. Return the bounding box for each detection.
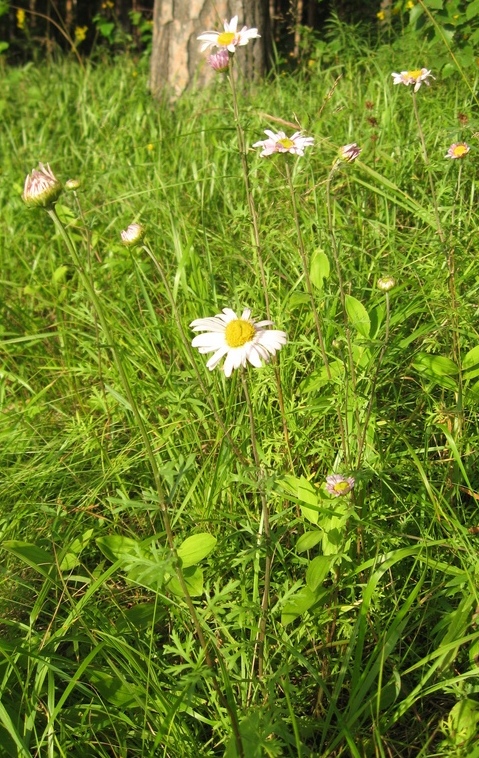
[147,143,154,151]
[74,26,88,44]
[406,0,414,8]
[377,10,386,20]
[102,1,114,8]
[16,8,26,30]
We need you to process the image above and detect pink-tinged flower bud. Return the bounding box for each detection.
[207,49,230,72]
[65,178,80,190]
[377,276,396,292]
[121,223,145,246]
[339,143,362,163]
[23,163,62,207]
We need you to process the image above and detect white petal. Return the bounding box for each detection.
[223,350,236,377]
[221,308,238,322]
[191,332,225,349]
[190,316,225,331]
[240,308,252,321]
[206,346,229,371]
[226,16,238,32]
[247,346,263,368]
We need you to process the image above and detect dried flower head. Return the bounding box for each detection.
[190,307,287,377]
[121,223,145,246]
[457,113,469,126]
[445,142,470,160]
[197,16,260,53]
[23,163,62,208]
[325,474,355,497]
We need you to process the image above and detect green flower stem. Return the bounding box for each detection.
[228,59,293,468]
[47,207,245,758]
[241,371,271,689]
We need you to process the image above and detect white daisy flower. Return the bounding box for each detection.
[190,307,287,377]
[445,142,470,159]
[197,16,260,53]
[252,130,314,157]
[391,68,434,93]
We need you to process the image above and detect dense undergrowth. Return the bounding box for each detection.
[1,20,479,757]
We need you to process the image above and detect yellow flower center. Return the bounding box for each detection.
[333,481,350,494]
[407,69,423,80]
[452,144,468,158]
[217,31,236,46]
[278,138,295,149]
[225,319,256,348]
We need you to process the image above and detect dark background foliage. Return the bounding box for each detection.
[1,0,380,62]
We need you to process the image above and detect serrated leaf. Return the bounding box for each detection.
[306,555,333,591]
[296,531,323,553]
[177,533,216,568]
[96,535,172,591]
[310,250,330,289]
[345,294,370,338]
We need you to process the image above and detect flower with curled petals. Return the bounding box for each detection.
[197,16,260,53]
[190,307,287,377]
[391,68,434,92]
[252,130,314,157]
[23,163,62,208]
[325,474,355,497]
[339,143,361,163]
[121,223,145,246]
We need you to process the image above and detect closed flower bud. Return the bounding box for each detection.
[23,163,62,207]
[339,143,362,163]
[208,49,230,72]
[377,276,396,292]
[65,178,80,190]
[121,223,145,246]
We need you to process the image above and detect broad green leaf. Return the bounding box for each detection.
[463,346,479,380]
[466,0,479,20]
[52,265,68,284]
[306,555,333,591]
[168,566,204,597]
[310,249,330,289]
[60,529,94,571]
[96,535,140,563]
[413,353,458,377]
[296,531,323,553]
[88,671,143,708]
[281,586,319,626]
[96,536,172,591]
[280,476,320,524]
[177,533,217,568]
[345,294,370,338]
[300,359,344,392]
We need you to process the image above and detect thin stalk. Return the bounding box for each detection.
[47,208,245,758]
[411,91,445,245]
[241,372,271,692]
[228,59,292,468]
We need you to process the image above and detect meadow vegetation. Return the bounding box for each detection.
[1,17,479,757]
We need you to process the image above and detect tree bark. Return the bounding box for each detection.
[150,0,271,100]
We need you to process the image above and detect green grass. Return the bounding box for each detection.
[2,21,479,757]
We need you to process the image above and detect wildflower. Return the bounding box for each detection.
[377,10,386,20]
[190,307,287,377]
[377,276,396,292]
[16,8,26,30]
[121,223,145,246]
[253,130,314,157]
[197,16,260,53]
[339,143,362,162]
[325,474,355,497]
[74,26,88,44]
[65,178,80,191]
[446,142,470,159]
[391,68,434,92]
[23,163,62,208]
[146,143,154,151]
[207,49,230,72]
[406,1,414,8]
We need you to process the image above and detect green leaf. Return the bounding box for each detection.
[281,586,319,626]
[96,536,172,591]
[2,541,55,578]
[168,566,204,597]
[88,671,143,708]
[466,0,479,21]
[306,555,333,591]
[413,353,458,380]
[310,249,330,289]
[296,531,323,553]
[280,475,320,524]
[59,529,94,571]
[345,294,370,338]
[96,535,139,563]
[463,346,479,380]
[176,533,217,568]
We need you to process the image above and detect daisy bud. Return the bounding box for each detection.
[377,276,396,292]
[121,223,145,247]
[339,143,362,163]
[23,163,62,208]
[208,49,230,72]
[65,178,80,190]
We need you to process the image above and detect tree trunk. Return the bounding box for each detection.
[150,0,271,100]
